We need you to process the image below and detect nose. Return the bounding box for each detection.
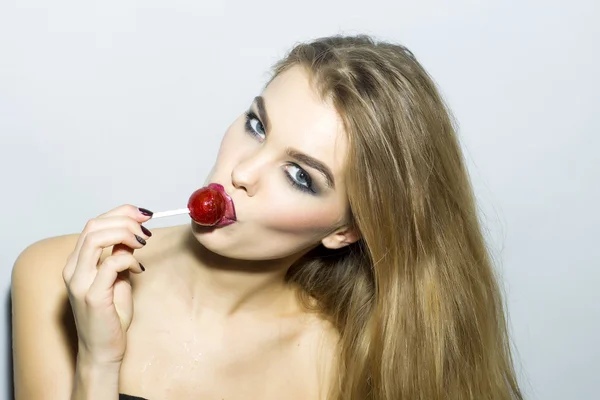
[231,154,265,197]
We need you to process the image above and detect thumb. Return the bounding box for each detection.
[112,243,134,256]
[112,244,134,283]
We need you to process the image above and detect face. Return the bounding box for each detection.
[195,65,357,261]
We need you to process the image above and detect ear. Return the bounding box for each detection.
[321,225,361,250]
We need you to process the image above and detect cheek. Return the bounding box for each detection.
[252,190,342,236]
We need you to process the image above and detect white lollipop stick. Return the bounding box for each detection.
[152,208,190,219]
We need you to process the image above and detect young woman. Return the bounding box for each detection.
[12,34,523,399]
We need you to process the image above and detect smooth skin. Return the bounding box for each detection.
[12,66,359,399]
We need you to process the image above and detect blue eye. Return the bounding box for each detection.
[244,111,265,139]
[283,164,316,194]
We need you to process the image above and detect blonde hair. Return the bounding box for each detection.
[272,35,523,399]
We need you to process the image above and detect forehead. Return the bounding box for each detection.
[261,66,348,180]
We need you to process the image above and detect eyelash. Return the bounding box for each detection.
[244,110,265,139]
[243,110,316,194]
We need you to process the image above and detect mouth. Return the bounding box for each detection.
[208,183,237,227]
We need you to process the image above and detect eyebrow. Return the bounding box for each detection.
[254,96,270,132]
[252,95,336,190]
[286,148,336,189]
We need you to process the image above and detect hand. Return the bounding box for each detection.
[62,205,152,367]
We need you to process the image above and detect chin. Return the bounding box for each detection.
[190,223,316,263]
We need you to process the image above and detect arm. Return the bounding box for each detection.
[12,235,80,399]
[13,206,151,399]
[12,234,132,400]
[12,235,122,399]
[71,358,121,400]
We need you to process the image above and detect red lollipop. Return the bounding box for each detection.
[187,187,226,226]
[150,183,236,227]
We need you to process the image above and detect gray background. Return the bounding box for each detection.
[1,0,598,398]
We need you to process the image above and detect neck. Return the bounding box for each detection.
[156,225,306,318]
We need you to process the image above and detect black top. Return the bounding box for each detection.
[119,394,147,400]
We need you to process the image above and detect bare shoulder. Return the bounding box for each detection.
[11,233,80,399]
[11,233,82,304]
[12,233,79,279]
[12,233,80,307]
[285,312,339,400]
[10,225,182,399]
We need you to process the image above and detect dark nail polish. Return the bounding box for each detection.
[141,225,152,237]
[138,207,154,217]
[135,235,147,245]
[139,262,145,272]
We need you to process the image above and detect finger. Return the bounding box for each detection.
[62,251,79,285]
[72,204,152,257]
[72,216,152,262]
[107,215,154,256]
[98,204,153,222]
[85,253,143,307]
[86,215,153,237]
[112,243,134,257]
[71,228,147,283]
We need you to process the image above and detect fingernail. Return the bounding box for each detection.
[135,235,147,246]
[139,207,153,217]
[141,225,152,237]
[139,262,145,272]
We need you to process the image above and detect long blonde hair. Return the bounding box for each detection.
[272,35,523,399]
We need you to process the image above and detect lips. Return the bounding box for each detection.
[207,183,237,226]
